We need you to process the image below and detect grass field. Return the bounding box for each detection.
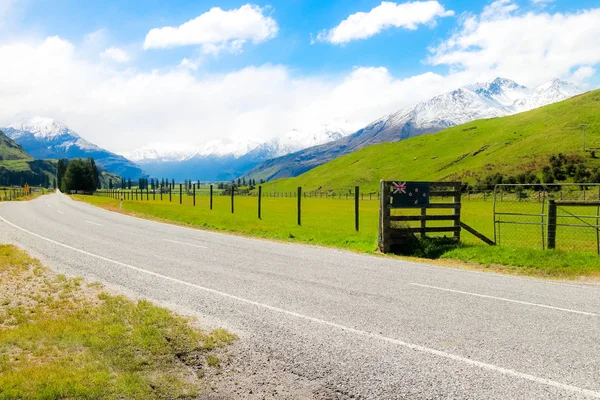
[80,191,600,278]
[0,244,236,399]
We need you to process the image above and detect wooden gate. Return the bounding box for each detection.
[378,181,462,253]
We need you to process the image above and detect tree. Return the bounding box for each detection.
[127,178,132,189]
[57,158,69,190]
[62,159,99,192]
[87,158,100,190]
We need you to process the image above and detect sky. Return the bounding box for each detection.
[0,0,599,155]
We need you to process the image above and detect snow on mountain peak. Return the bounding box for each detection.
[7,116,78,139]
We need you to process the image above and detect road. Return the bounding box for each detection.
[1,193,599,399]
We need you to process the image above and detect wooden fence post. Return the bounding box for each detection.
[355,186,359,231]
[453,183,462,241]
[210,185,213,210]
[420,208,427,238]
[146,187,149,201]
[297,187,302,226]
[547,199,557,249]
[231,186,235,213]
[179,184,182,204]
[193,184,196,206]
[258,186,262,219]
[378,181,390,253]
[169,188,172,202]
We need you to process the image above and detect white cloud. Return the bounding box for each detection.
[317,1,454,44]
[428,1,600,86]
[100,47,130,63]
[0,35,470,154]
[572,66,595,83]
[143,4,278,54]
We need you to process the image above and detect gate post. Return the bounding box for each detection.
[378,181,391,253]
[547,199,557,249]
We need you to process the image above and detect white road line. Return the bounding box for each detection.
[163,238,208,249]
[411,283,597,317]
[84,220,103,226]
[46,203,52,208]
[57,210,65,215]
[1,215,599,399]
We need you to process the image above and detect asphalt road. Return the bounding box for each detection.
[1,193,599,399]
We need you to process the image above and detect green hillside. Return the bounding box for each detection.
[264,89,600,193]
[0,130,33,160]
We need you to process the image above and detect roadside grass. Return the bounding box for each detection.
[74,194,600,279]
[0,245,236,399]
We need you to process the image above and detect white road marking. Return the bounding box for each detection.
[411,283,597,317]
[1,215,599,399]
[163,238,208,249]
[84,220,103,226]
[46,203,52,208]
[57,210,65,215]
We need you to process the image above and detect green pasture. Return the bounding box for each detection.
[83,190,600,278]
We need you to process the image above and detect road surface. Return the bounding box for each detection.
[1,193,599,399]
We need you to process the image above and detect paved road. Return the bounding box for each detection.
[1,193,599,399]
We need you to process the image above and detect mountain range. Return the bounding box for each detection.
[2,116,145,179]
[243,78,582,181]
[0,77,583,182]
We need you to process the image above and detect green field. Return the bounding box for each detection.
[260,89,600,193]
[81,191,600,278]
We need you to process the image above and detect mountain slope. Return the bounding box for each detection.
[244,78,582,182]
[3,116,145,179]
[262,89,599,193]
[0,130,33,160]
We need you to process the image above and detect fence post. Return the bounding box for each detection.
[354,186,359,231]
[193,184,196,206]
[169,188,172,202]
[160,188,162,201]
[153,188,155,201]
[297,187,302,226]
[547,199,557,249]
[258,185,262,219]
[210,185,213,210]
[179,184,182,204]
[146,187,149,201]
[421,208,427,238]
[231,186,235,213]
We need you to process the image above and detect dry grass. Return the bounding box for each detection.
[0,245,237,399]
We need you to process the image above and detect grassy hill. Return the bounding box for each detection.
[0,131,33,160]
[262,89,600,193]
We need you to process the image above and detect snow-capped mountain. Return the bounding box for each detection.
[243,77,584,181]
[2,116,145,179]
[125,120,357,181]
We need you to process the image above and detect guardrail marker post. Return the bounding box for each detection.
[210,184,213,210]
[179,184,182,204]
[355,186,359,231]
[193,184,196,206]
[231,185,234,213]
[297,186,302,226]
[258,185,262,219]
[547,199,557,249]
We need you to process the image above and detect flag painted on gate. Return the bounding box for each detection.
[391,181,430,208]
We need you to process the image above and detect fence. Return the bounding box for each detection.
[493,183,600,253]
[0,187,41,201]
[97,185,364,232]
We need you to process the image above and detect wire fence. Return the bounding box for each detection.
[94,182,600,255]
[493,183,600,253]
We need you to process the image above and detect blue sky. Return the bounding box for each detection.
[1,0,599,153]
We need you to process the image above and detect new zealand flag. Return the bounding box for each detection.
[391,181,430,208]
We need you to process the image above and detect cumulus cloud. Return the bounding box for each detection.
[0,35,469,154]
[143,4,278,54]
[317,1,454,44]
[100,47,130,63]
[428,1,600,86]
